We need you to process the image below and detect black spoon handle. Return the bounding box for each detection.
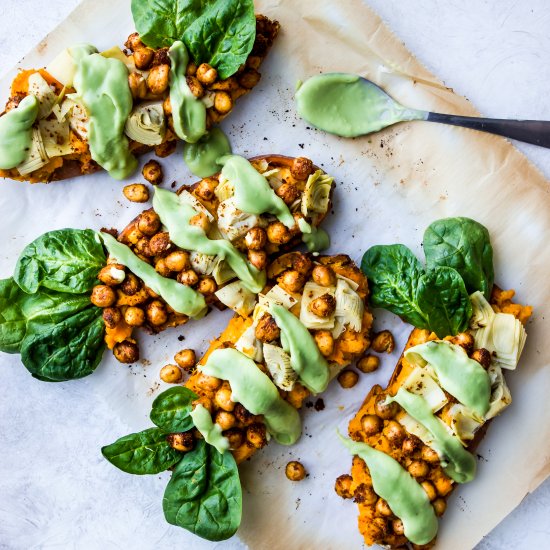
[427,111,550,148]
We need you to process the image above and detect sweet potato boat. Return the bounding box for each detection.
[0,15,279,183]
[337,287,532,549]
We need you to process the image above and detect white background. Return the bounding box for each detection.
[1,1,550,549]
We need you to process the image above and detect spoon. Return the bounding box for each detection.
[295,73,550,148]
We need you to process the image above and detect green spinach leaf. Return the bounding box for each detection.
[423,217,494,299]
[131,0,256,80]
[361,244,429,328]
[417,266,472,338]
[20,305,105,381]
[102,427,182,475]
[0,278,29,353]
[14,229,106,294]
[151,387,198,433]
[163,439,242,541]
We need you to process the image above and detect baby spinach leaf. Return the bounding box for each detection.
[150,387,198,433]
[163,439,242,541]
[102,427,182,475]
[0,278,29,353]
[417,267,472,338]
[423,217,494,299]
[361,244,429,328]
[14,228,105,295]
[131,0,256,80]
[20,305,105,381]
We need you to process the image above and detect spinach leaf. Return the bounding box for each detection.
[0,278,29,353]
[131,0,256,80]
[417,267,472,338]
[163,439,242,541]
[151,387,198,433]
[20,305,105,381]
[423,217,494,299]
[102,427,182,475]
[14,229,106,295]
[361,244,429,328]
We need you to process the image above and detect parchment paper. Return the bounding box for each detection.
[1,0,549,549]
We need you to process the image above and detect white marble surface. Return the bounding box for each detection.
[1,1,550,549]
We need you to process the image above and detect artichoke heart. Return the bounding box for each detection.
[189,251,216,275]
[38,118,72,158]
[469,291,495,329]
[484,363,512,420]
[235,325,263,362]
[299,281,336,330]
[27,72,58,119]
[217,197,260,241]
[64,96,90,139]
[335,278,364,332]
[445,404,484,445]
[263,343,298,391]
[301,169,333,217]
[179,190,214,221]
[17,128,49,176]
[124,101,166,146]
[212,256,237,285]
[214,280,257,317]
[254,284,300,323]
[403,367,448,413]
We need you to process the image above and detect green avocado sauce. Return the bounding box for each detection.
[200,348,301,445]
[153,188,265,293]
[388,388,477,483]
[298,218,330,252]
[269,303,330,394]
[0,95,39,169]
[219,155,295,228]
[168,41,206,144]
[73,52,137,179]
[295,73,426,138]
[183,127,232,178]
[339,434,438,545]
[405,341,491,417]
[190,403,230,454]
[99,232,206,317]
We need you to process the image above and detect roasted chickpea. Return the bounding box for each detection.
[392,518,405,536]
[123,183,149,203]
[91,285,116,307]
[186,76,204,98]
[162,95,172,115]
[451,332,475,355]
[276,182,300,205]
[149,232,172,255]
[142,159,163,185]
[233,403,254,425]
[178,269,199,286]
[375,498,393,517]
[421,445,440,464]
[155,139,177,158]
[155,258,171,277]
[152,47,170,67]
[124,226,144,245]
[371,330,395,353]
[195,372,222,392]
[134,237,153,258]
[314,330,334,357]
[124,306,145,327]
[244,227,267,250]
[193,396,214,415]
[308,293,336,318]
[196,63,218,85]
[133,47,154,70]
[246,423,268,449]
[98,264,126,286]
[408,460,430,479]
[338,369,359,389]
[402,435,422,456]
[137,210,161,236]
[361,414,383,436]
[166,431,194,452]
[421,481,437,502]
[292,253,313,275]
[102,307,122,329]
[432,470,453,497]
[248,249,268,270]
[335,474,354,499]
[113,340,139,363]
[354,483,378,505]
[121,273,141,296]
[238,68,261,89]
[357,354,380,374]
[312,265,336,287]
[223,428,244,449]
[383,420,405,447]
[215,410,236,431]
[290,156,314,180]
[160,364,183,384]
[374,393,400,419]
[128,72,147,99]
[266,221,292,245]
[125,32,143,51]
[278,270,306,293]
[285,460,306,481]
[471,348,491,369]
[432,498,447,517]
[147,64,170,95]
[214,384,235,412]
[174,349,196,371]
[146,300,168,326]
[195,178,217,201]
[165,250,190,272]
[189,212,211,233]
[198,277,217,296]
[255,313,280,343]
[214,91,232,114]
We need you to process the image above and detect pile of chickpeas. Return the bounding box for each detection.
[335,332,492,548]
